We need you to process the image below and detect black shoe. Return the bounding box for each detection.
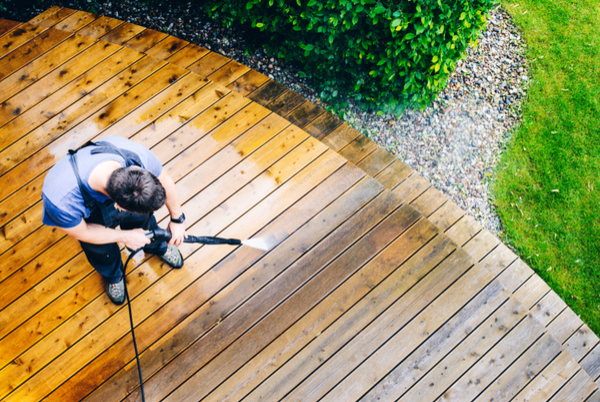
[105,277,126,305]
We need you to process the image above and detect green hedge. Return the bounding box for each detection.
[206,0,495,113]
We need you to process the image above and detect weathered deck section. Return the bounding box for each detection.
[0,7,599,402]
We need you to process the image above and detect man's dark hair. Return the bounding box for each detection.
[106,167,166,214]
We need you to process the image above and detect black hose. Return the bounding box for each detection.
[122,248,146,402]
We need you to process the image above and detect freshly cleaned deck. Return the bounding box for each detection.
[0,7,599,402]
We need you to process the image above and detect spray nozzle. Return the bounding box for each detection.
[146,228,172,243]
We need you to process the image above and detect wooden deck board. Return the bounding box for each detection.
[0,11,596,402]
[226,69,270,96]
[0,28,72,81]
[0,19,21,37]
[512,350,581,402]
[319,253,493,402]
[360,287,514,401]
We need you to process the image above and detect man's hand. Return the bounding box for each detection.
[121,228,152,250]
[62,221,151,250]
[167,221,186,245]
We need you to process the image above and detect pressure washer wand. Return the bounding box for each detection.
[146,228,274,250]
[146,228,241,246]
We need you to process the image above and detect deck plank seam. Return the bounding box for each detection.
[389,170,416,192]
[350,146,380,168]
[124,29,169,53]
[0,21,23,39]
[544,305,570,330]
[568,327,599,365]
[365,156,397,179]
[587,390,600,402]
[549,368,594,402]
[162,41,193,61]
[402,181,433,206]
[166,43,211,68]
[439,208,469,235]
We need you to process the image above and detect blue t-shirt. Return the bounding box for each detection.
[42,137,163,229]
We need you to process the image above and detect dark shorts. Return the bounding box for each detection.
[79,200,167,283]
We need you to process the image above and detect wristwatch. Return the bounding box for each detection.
[170,213,185,224]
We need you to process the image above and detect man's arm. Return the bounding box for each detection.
[158,170,186,245]
[62,220,150,250]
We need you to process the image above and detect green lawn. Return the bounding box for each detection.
[496,0,600,333]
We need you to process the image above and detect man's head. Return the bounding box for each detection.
[106,167,166,214]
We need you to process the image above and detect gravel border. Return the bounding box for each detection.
[2,1,528,235]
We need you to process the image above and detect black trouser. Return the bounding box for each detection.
[79,201,167,284]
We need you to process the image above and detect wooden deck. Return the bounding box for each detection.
[0,6,599,402]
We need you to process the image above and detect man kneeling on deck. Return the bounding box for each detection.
[41,136,186,305]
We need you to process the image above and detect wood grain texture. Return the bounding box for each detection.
[565,325,600,362]
[512,350,581,402]
[320,123,362,151]
[303,109,343,140]
[398,296,530,401]
[247,79,287,105]
[0,19,22,37]
[548,369,597,401]
[227,69,269,96]
[0,28,72,81]
[360,282,511,402]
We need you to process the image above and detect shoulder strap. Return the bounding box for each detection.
[91,141,142,167]
[68,153,97,211]
[67,142,119,227]
[68,140,96,156]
